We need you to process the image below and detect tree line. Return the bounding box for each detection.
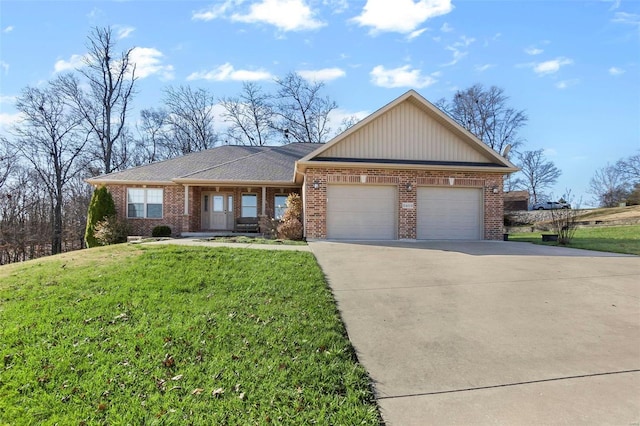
[0,27,347,264]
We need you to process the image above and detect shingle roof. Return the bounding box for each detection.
[87,143,320,185]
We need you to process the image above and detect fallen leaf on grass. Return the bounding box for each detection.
[191,388,204,395]
[212,387,224,398]
[171,374,183,381]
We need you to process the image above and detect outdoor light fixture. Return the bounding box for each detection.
[313,180,320,189]
[405,182,413,191]
[493,187,499,194]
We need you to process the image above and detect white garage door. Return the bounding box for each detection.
[417,187,483,240]
[327,185,397,239]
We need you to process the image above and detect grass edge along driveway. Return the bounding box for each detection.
[0,244,381,425]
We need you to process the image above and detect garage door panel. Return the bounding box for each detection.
[327,185,396,240]
[417,187,482,240]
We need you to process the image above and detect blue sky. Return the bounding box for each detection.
[1,0,638,206]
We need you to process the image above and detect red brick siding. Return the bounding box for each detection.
[105,184,301,236]
[106,184,185,237]
[304,167,505,240]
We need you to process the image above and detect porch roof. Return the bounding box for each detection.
[87,143,319,186]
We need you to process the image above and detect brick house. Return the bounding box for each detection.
[87,90,518,240]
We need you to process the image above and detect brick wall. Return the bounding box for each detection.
[106,184,186,237]
[304,167,506,240]
[105,184,301,237]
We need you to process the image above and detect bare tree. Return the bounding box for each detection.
[219,82,276,146]
[135,108,170,163]
[589,163,630,207]
[10,81,89,254]
[517,149,561,204]
[437,84,527,154]
[0,136,15,191]
[273,72,337,144]
[617,152,640,183]
[57,26,136,174]
[162,85,217,155]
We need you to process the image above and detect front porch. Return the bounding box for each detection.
[181,184,300,235]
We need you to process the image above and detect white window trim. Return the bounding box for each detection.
[274,194,288,220]
[241,193,258,218]
[127,188,164,219]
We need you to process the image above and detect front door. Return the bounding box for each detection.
[202,192,234,230]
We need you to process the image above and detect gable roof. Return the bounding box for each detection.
[87,143,318,186]
[298,90,518,173]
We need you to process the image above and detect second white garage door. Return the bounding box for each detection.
[417,187,483,240]
[327,185,397,239]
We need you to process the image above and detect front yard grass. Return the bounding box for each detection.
[508,225,640,255]
[0,245,380,425]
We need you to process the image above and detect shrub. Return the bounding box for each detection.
[151,225,172,237]
[94,215,130,246]
[277,193,303,241]
[259,215,279,239]
[549,191,580,245]
[85,186,116,248]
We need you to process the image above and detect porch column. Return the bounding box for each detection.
[184,185,189,215]
[261,186,266,216]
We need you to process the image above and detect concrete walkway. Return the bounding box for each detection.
[309,240,640,425]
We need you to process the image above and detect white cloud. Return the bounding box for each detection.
[407,28,427,40]
[440,22,453,32]
[115,26,135,39]
[327,107,369,131]
[0,61,8,74]
[0,95,16,104]
[532,57,573,75]
[442,36,475,66]
[297,67,346,82]
[475,64,494,72]
[187,63,273,82]
[352,0,453,34]
[0,112,23,132]
[555,79,579,89]
[525,46,543,55]
[543,148,557,157]
[612,11,640,25]
[192,0,238,21]
[231,0,325,31]
[605,0,621,10]
[53,54,87,73]
[130,47,174,80]
[323,0,349,14]
[609,66,625,76]
[370,65,437,88]
[3,26,13,33]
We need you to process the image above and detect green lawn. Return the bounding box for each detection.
[508,225,640,255]
[0,245,380,425]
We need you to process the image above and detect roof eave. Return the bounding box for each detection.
[297,160,519,174]
[85,178,177,186]
[171,178,300,187]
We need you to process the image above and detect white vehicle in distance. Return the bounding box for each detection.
[531,201,571,210]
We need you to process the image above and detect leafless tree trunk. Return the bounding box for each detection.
[517,149,561,204]
[0,137,15,191]
[219,82,276,146]
[162,85,217,155]
[57,26,136,175]
[10,80,89,254]
[274,72,337,144]
[437,84,527,154]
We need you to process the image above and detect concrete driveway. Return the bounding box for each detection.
[309,241,640,425]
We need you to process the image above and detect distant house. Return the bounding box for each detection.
[87,90,519,240]
[504,190,530,211]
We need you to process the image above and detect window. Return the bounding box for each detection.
[127,188,163,218]
[274,194,288,220]
[241,194,257,217]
